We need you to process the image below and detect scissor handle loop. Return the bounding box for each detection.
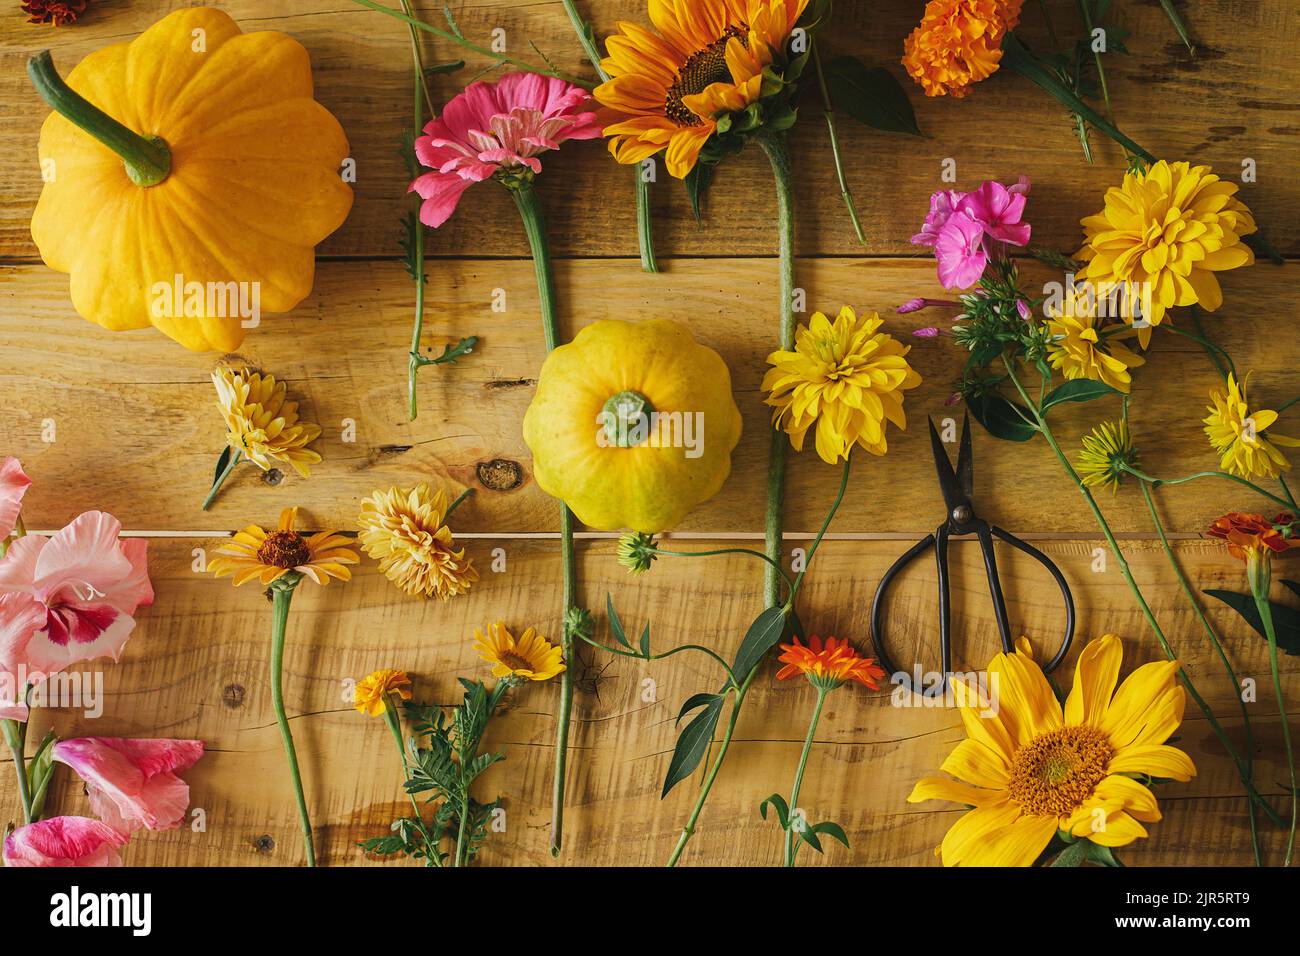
[987,526,1076,674]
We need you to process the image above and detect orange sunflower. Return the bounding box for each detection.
[776,635,886,690]
[208,507,359,587]
[595,0,810,178]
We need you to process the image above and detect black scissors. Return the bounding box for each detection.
[870,413,1075,691]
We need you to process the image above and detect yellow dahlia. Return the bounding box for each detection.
[1076,161,1257,346]
[357,484,478,600]
[1043,293,1145,394]
[208,506,358,587]
[762,306,921,464]
[908,635,1194,866]
[595,0,809,178]
[902,0,1024,98]
[1204,373,1299,480]
[473,622,565,682]
[353,668,413,716]
[212,367,322,477]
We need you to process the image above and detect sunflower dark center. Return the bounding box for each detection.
[1007,725,1113,818]
[665,26,747,126]
[257,530,311,569]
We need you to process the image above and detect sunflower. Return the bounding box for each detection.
[1076,419,1138,493]
[595,0,810,178]
[356,485,478,600]
[353,669,414,716]
[208,507,358,587]
[1204,373,1299,480]
[1043,293,1145,394]
[1076,161,1257,346]
[902,0,1025,98]
[776,636,885,690]
[908,635,1194,866]
[212,368,322,477]
[763,306,922,465]
[473,622,565,683]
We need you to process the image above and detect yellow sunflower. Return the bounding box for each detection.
[208,506,358,587]
[1043,293,1145,394]
[353,669,414,716]
[595,0,809,178]
[762,306,922,464]
[1076,160,1256,346]
[472,622,565,683]
[212,367,322,477]
[1204,373,1300,480]
[357,484,478,600]
[908,635,1194,866]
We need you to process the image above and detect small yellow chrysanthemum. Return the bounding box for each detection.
[472,622,565,682]
[212,368,322,477]
[1076,420,1138,493]
[208,506,358,587]
[762,306,922,465]
[1076,160,1257,346]
[908,635,1195,866]
[1204,373,1300,480]
[1044,292,1146,394]
[357,485,478,600]
[902,0,1025,98]
[353,669,414,716]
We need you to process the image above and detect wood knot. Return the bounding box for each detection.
[253,834,276,854]
[262,468,284,486]
[222,683,245,709]
[476,458,524,492]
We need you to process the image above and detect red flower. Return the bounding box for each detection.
[21,1,88,25]
[1207,512,1296,563]
[776,636,886,690]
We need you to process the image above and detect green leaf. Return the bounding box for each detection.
[1050,839,1089,867]
[424,59,466,76]
[966,393,1038,442]
[661,695,724,796]
[1156,0,1195,55]
[812,820,850,849]
[684,163,714,222]
[638,621,651,657]
[822,56,920,135]
[797,826,823,853]
[1204,588,1300,655]
[606,593,631,650]
[731,606,789,685]
[676,692,721,726]
[211,446,232,488]
[1041,378,1118,412]
[415,336,478,367]
[759,793,790,829]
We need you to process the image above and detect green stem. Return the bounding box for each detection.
[27,51,171,187]
[1121,464,1294,511]
[787,454,852,607]
[784,685,829,867]
[812,42,865,244]
[444,487,473,519]
[1253,570,1298,866]
[1164,322,1236,381]
[404,0,430,421]
[2,718,32,825]
[653,546,794,593]
[381,697,440,865]
[757,130,797,610]
[270,582,317,867]
[202,449,243,511]
[454,789,471,867]
[576,632,739,689]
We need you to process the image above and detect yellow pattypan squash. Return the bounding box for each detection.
[27,7,352,352]
[524,319,743,533]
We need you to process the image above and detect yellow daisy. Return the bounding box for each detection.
[762,306,922,464]
[595,0,809,178]
[208,506,358,587]
[212,367,322,477]
[353,669,414,716]
[473,622,565,683]
[908,635,1194,866]
[1076,419,1138,494]
[1043,294,1145,394]
[1204,373,1300,480]
[1076,160,1256,346]
[356,484,478,600]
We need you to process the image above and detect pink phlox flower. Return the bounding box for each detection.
[934,213,989,290]
[956,179,1031,246]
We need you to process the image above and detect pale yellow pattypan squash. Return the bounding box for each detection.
[27,7,352,352]
[524,319,743,533]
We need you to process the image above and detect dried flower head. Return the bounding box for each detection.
[357,485,477,600]
[22,0,88,26]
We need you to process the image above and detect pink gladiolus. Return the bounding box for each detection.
[956,179,1031,246]
[3,816,127,866]
[0,458,30,540]
[0,511,152,678]
[53,737,204,833]
[411,72,602,228]
[910,189,963,246]
[934,214,988,290]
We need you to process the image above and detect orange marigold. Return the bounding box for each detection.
[902,0,1025,98]
[1207,512,1296,563]
[776,636,885,690]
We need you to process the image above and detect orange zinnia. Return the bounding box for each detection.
[1207,512,1295,563]
[594,0,809,178]
[902,0,1024,99]
[776,635,885,690]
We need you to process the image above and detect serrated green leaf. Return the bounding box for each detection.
[822,56,920,135]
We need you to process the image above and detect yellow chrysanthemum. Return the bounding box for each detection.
[595,0,809,178]
[908,635,1195,866]
[357,484,478,600]
[762,306,922,464]
[902,0,1024,98]
[1043,292,1146,394]
[1076,419,1138,494]
[1076,160,1257,346]
[1204,373,1300,480]
[212,367,322,477]
[353,669,413,716]
[208,506,358,587]
[472,622,565,682]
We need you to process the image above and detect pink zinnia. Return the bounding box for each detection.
[411,72,602,228]
[53,737,204,833]
[4,816,127,867]
[0,457,30,540]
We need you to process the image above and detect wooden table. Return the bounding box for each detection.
[1,0,1297,866]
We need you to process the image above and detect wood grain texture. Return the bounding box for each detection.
[1,258,1290,535]
[5,537,1295,867]
[1,0,1297,259]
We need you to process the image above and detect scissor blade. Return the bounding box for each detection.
[957,411,974,501]
[928,417,962,513]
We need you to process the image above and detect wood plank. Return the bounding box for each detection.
[1,0,1297,259]
[5,536,1295,866]
[1,258,1291,535]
